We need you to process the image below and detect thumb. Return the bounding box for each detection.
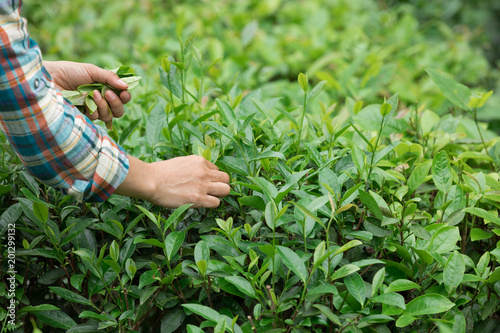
[87,65,129,90]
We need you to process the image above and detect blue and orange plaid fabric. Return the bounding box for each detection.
[0,0,129,202]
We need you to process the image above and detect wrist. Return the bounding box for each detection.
[114,156,156,201]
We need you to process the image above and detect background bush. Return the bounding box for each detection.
[1,0,499,332]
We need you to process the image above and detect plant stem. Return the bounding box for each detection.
[473,107,496,170]
[366,115,386,184]
[297,92,307,154]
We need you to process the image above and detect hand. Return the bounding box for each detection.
[115,155,231,208]
[43,61,131,123]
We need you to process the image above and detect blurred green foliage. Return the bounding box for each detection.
[24,0,499,128]
[1,1,498,332]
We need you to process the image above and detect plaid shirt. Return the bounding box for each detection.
[0,0,129,202]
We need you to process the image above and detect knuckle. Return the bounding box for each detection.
[223,184,231,196]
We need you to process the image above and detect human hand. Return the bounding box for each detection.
[115,155,231,208]
[43,61,131,123]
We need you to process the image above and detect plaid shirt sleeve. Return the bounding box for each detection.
[0,0,129,202]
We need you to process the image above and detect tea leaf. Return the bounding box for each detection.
[276,246,307,282]
[344,272,366,306]
[225,276,257,299]
[443,251,465,294]
[146,97,167,147]
[49,287,93,307]
[432,150,452,194]
[426,67,471,110]
[165,231,186,261]
[298,73,308,92]
[402,294,454,316]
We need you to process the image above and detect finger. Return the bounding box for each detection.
[200,195,221,209]
[93,90,112,121]
[87,65,128,90]
[210,170,230,184]
[105,90,125,118]
[91,90,112,122]
[204,159,219,171]
[84,109,99,120]
[207,182,231,198]
[119,90,132,105]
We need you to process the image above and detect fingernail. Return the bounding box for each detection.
[93,90,101,101]
[117,79,128,88]
[106,90,116,100]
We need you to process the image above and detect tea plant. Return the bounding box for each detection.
[1,0,500,332]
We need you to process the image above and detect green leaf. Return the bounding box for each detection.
[372,292,406,309]
[164,204,193,232]
[225,276,257,299]
[33,202,48,224]
[470,228,493,241]
[432,150,452,194]
[135,205,159,228]
[205,121,237,142]
[182,304,221,324]
[426,67,471,110]
[250,150,286,162]
[216,99,237,126]
[402,293,454,316]
[359,190,383,220]
[182,33,197,56]
[344,272,366,306]
[241,20,258,47]
[298,73,308,92]
[464,207,500,226]
[49,286,93,306]
[411,247,433,265]
[214,319,226,333]
[161,308,186,333]
[332,240,362,256]
[306,80,327,102]
[187,325,204,333]
[196,260,208,276]
[139,269,159,289]
[119,118,141,145]
[380,102,392,116]
[140,286,159,305]
[238,196,266,211]
[468,91,493,109]
[313,304,341,326]
[290,201,325,229]
[443,251,465,294]
[146,97,167,147]
[331,264,360,281]
[109,240,119,263]
[396,315,417,328]
[386,279,421,293]
[351,146,365,175]
[35,310,77,330]
[248,176,279,203]
[0,184,12,195]
[372,267,385,295]
[428,226,460,254]
[126,258,136,280]
[408,161,432,194]
[19,304,60,313]
[165,231,185,261]
[194,240,210,263]
[276,246,308,282]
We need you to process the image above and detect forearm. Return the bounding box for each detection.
[114,156,154,201]
[0,2,129,201]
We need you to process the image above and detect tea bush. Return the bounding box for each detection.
[1,0,500,332]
